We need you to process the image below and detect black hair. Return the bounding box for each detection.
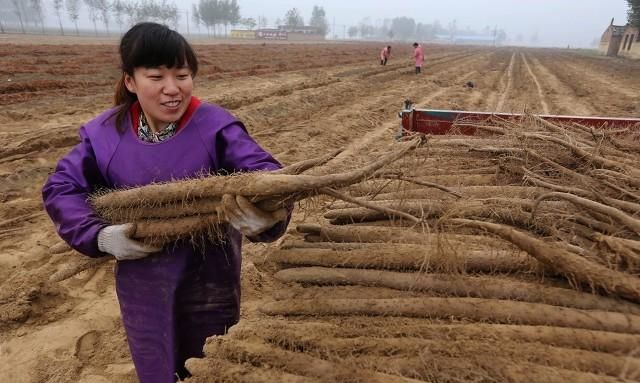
[413,42,419,47]
[112,22,199,131]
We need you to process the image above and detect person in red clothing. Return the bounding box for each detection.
[413,42,425,74]
[380,45,391,65]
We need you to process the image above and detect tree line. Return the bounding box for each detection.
[0,0,329,37]
[1,0,180,35]
[347,17,507,44]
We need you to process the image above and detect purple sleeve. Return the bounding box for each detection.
[42,126,109,257]
[216,122,292,243]
[216,122,281,173]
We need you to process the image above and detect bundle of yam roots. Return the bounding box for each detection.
[180,116,640,383]
[89,137,423,246]
[47,138,423,284]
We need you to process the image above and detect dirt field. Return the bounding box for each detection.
[1,37,639,383]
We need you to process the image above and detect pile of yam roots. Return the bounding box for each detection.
[184,116,640,383]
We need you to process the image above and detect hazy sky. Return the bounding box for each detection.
[181,0,630,47]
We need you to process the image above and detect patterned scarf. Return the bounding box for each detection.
[138,112,178,143]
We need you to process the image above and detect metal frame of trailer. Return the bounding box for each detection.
[398,100,640,137]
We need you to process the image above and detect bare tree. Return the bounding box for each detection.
[198,0,219,36]
[29,0,45,33]
[53,0,65,35]
[309,5,328,35]
[123,1,137,28]
[222,0,239,36]
[66,0,81,35]
[162,1,179,29]
[111,0,126,33]
[219,0,228,35]
[347,26,358,39]
[95,0,110,35]
[391,17,416,41]
[284,8,303,28]
[84,0,100,36]
[495,29,507,45]
[0,0,7,33]
[132,0,179,29]
[191,4,201,33]
[358,18,374,39]
[10,0,26,33]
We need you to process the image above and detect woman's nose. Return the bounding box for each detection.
[163,78,179,94]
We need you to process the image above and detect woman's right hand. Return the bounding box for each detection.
[219,195,288,238]
[97,224,162,260]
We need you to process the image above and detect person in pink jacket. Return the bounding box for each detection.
[380,45,391,66]
[413,42,425,74]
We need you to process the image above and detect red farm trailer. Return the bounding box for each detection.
[399,100,640,137]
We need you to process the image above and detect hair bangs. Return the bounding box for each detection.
[122,23,198,76]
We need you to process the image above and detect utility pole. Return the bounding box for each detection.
[186,9,190,36]
[332,17,335,40]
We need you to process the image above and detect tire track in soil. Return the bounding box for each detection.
[468,49,513,112]
[521,53,551,114]
[522,53,594,116]
[554,58,638,99]
[554,52,640,91]
[495,52,517,112]
[533,52,640,117]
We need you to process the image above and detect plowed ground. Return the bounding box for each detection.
[0,39,639,383]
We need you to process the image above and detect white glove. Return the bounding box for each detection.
[97,223,162,261]
[220,195,288,237]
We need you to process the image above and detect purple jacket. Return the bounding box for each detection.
[43,102,287,256]
[42,101,290,382]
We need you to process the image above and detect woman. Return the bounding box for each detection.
[413,42,425,74]
[42,22,290,382]
[380,45,391,65]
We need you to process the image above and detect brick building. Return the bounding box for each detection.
[599,18,640,59]
[619,25,640,59]
[277,25,325,41]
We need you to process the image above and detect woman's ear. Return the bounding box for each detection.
[124,73,136,94]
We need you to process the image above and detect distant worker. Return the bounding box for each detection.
[380,45,391,66]
[413,42,424,74]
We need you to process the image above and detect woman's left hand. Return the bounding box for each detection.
[220,195,287,237]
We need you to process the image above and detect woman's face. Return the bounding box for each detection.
[124,65,194,132]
